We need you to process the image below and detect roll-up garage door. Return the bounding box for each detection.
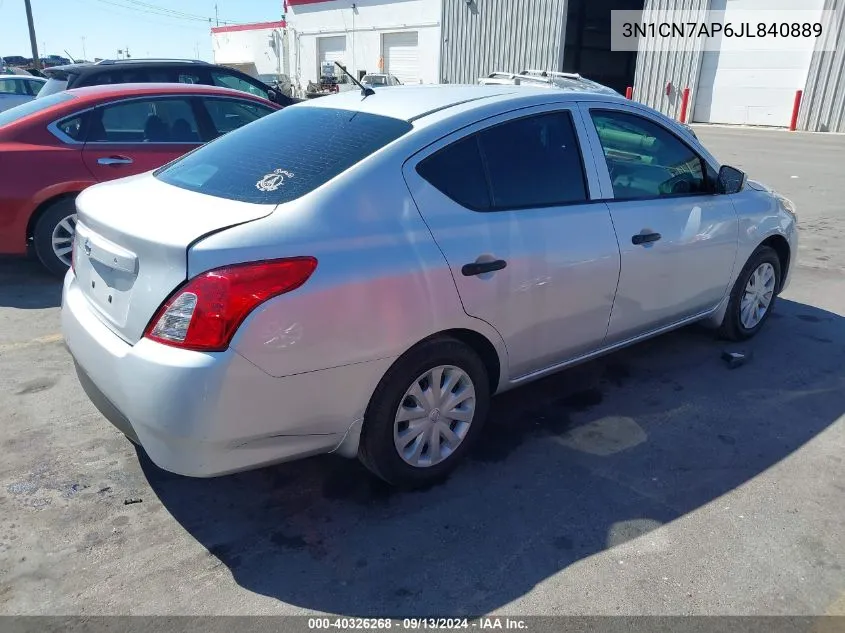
[383,31,419,84]
[317,36,346,74]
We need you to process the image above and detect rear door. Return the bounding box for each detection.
[577,102,738,344]
[403,104,621,379]
[81,96,204,181]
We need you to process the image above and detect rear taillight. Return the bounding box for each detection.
[144,257,317,352]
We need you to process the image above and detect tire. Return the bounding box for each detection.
[719,245,782,341]
[358,337,491,488]
[33,197,77,278]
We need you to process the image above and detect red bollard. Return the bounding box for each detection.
[789,90,803,131]
[679,87,690,123]
[625,86,633,100]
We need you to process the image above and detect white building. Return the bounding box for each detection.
[211,20,288,84]
[285,0,442,88]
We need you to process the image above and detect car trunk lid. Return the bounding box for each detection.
[73,172,274,344]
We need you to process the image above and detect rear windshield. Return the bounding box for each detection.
[37,75,72,98]
[155,106,413,204]
[0,91,75,128]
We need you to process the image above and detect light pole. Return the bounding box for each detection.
[24,0,41,69]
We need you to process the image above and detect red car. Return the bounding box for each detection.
[0,83,280,275]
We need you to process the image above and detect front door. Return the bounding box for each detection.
[81,96,203,182]
[578,103,739,344]
[403,105,621,379]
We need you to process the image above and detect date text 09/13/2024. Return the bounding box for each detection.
[307,618,529,630]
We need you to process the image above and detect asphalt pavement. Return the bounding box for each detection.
[0,126,843,617]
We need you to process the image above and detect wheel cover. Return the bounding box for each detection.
[51,213,77,266]
[393,365,476,468]
[740,262,776,329]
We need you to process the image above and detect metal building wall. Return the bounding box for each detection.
[799,0,845,132]
[632,0,711,120]
[440,0,568,85]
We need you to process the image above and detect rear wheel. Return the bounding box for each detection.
[359,337,490,488]
[33,197,77,277]
[719,245,782,341]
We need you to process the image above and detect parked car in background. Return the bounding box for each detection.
[2,56,31,68]
[0,83,279,275]
[362,73,402,87]
[62,85,797,488]
[37,58,297,107]
[0,75,46,112]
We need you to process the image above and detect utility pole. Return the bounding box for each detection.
[24,0,41,69]
[215,3,219,26]
[81,36,87,60]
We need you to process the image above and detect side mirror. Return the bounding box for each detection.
[717,165,746,195]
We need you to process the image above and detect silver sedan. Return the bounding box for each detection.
[61,85,798,488]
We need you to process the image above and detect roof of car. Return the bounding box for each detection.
[63,82,276,103]
[0,74,45,81]
[46,59,210,74]
[301,84,626,122]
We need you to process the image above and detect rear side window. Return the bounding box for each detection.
[417,137,491,211]
[155,106,412,204]
[417,111,589,211]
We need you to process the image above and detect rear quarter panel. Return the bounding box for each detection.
[0,140,93,254]
[188,145,508,383]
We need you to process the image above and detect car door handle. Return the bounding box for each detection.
[462,259,507,276]
[97,156,134,166]
[632,232,662,245]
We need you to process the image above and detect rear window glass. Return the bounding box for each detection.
[37,76,72,98]
[0,91,75,128]
[155,106,413,204]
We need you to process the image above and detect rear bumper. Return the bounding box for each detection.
[61,272,393,477]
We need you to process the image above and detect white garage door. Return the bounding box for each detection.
[692,0,822,126]
[317,36,346,75]
[692,50,812,127]
[383,31,419,84]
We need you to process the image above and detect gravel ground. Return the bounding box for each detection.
[0,126,843,617]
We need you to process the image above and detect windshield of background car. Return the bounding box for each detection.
[0,91,75,128]
[155,106,413,204]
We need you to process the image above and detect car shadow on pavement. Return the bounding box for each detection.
[0,257,62,309]
[139,297,845,617]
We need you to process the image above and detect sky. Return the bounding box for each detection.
[1,0,283,62]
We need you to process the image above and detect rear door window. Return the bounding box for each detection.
[417,110,589,211]
[89,98,200,143]
[155,106,412,204]
[478,111,588,208]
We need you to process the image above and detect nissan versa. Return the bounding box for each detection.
[61,85,798,487]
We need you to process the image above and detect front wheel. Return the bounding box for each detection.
[358,338,490,488]
[719,245,782,341]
